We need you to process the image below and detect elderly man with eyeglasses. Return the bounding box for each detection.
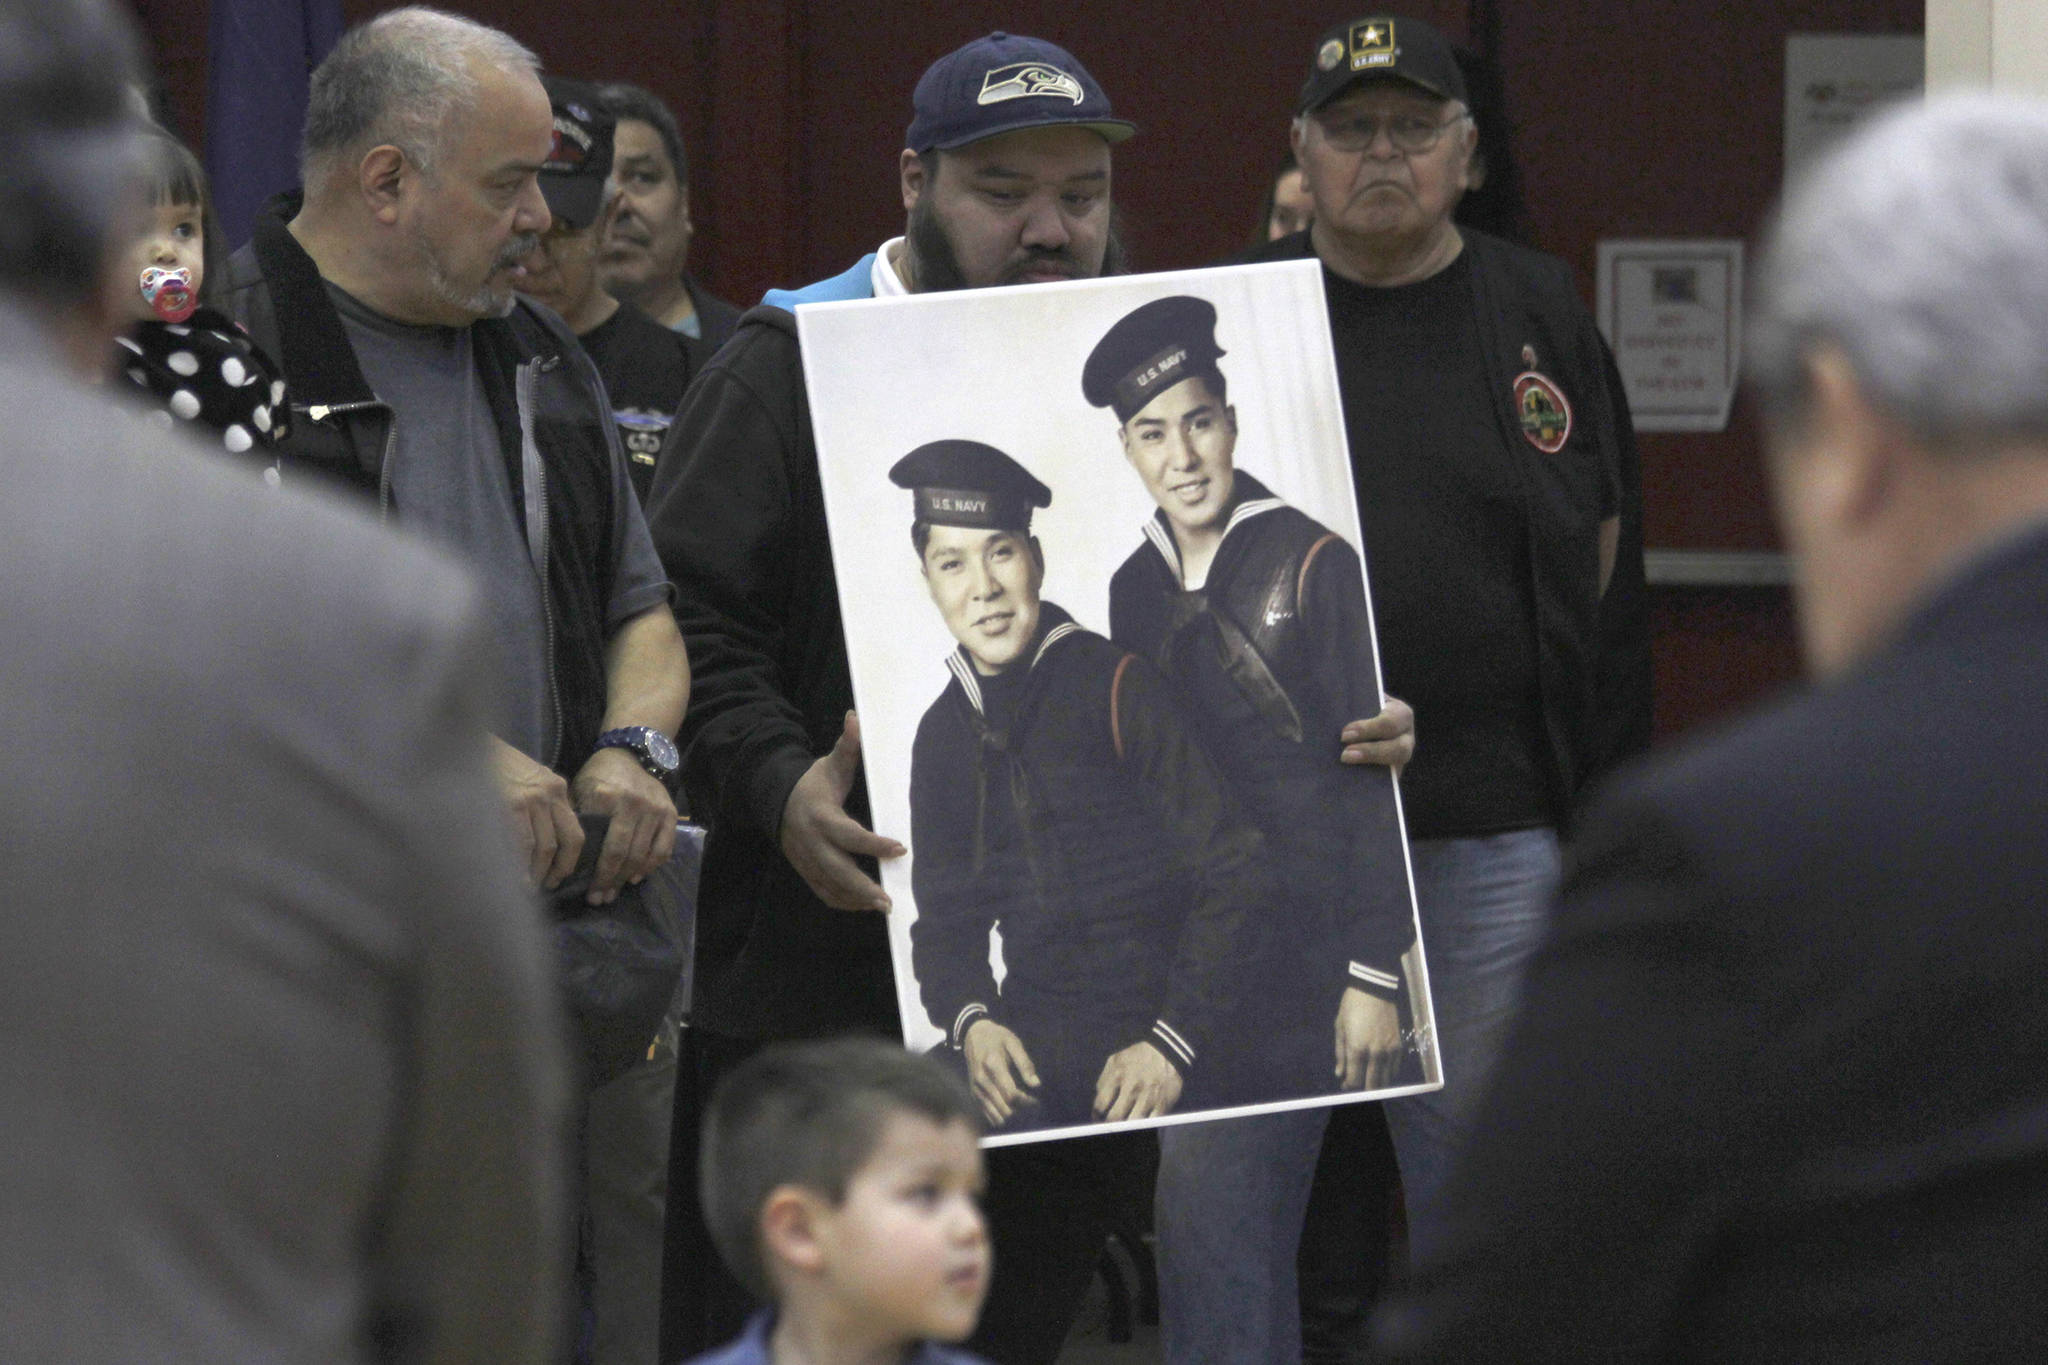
[1153,15,1647,1364]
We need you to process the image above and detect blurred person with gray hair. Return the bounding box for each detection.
[0,0,570,1360]
[1371,94,2048,1361]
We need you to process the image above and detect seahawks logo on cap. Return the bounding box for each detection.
[979,62,1084,106]
[1350,19,1397,71]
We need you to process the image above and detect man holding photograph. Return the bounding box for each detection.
[891,440,1273,1133]
[645,30,1418,1362]
[645,34,1160,1363]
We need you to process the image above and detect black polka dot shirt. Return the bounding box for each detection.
[115,307,291,458]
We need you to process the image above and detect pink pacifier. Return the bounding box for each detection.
[140,266,196,323]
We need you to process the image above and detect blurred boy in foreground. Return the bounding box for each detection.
[688,1039,995,1365]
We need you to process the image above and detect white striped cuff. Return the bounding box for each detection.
[1349,962,1401,994]
[951,1002,990,1048]
[1151,1019,1196,1070]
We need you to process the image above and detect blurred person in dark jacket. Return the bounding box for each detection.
[1376,93,2048,1363]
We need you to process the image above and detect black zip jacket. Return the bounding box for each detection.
[219,194,623,774]
[640,304,896,1040]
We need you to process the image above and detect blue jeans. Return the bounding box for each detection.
[1154,829,1560,1364]
[1385,829,1560,1266]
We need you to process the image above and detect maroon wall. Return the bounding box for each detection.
[126,0,1920,742]
[1500,0,1919,556]
[1488,0,1917,737]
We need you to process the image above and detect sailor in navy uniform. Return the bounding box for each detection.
[893,439,1273,1132]
[1087,296,1417,1100]
[1087,295,1425,1365]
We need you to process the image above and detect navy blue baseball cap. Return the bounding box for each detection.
[907,32,1136,152]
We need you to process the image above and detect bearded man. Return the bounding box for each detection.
[643,34,1163,1365]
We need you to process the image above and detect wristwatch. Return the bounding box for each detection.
[594,726,680,784]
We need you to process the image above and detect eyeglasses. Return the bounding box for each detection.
[1311,109,1469,154]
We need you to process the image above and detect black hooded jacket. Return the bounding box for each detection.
[639,300,897,1040]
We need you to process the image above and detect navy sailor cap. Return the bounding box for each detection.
[891,439,1053,532]
[1082,295,1227,424]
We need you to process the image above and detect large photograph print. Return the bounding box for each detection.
[800,261,1439,1146]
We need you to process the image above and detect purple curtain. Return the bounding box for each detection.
[204,0,345,250]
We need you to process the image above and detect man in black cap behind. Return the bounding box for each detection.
[892,440,1272,1133]
[1085,295,1420,1361]
[643,34,1268,1363]
[1237,11,1648,1285]
[520,77,701,508]
[523,87,695,1364]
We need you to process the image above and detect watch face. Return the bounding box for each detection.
[601,726,679,776]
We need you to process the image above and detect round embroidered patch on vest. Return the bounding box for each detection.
[1513,370,1573,454]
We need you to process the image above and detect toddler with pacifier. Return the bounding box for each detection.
[112,128,289,458]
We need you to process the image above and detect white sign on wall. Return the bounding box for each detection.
[1785,33,1925,180]
[1596,239,1743,434]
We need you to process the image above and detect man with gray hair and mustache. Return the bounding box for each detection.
[221,7,688,916]
[220,24,689,1353]
[1373,94,2048,1360]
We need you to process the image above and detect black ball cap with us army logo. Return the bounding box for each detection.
[1298,14,1468,113]
[1082,295,1226,424]
[891,439,1053,533]
[907,32,1137,152]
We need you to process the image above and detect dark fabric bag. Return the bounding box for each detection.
[550,817,703,1088]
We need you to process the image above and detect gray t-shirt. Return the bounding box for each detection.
[332,286,671,764]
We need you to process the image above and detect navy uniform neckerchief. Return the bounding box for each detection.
[946,604,1085,878]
